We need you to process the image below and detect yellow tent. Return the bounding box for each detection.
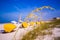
[4,23,16,32]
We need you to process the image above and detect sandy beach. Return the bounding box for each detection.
[0,24,60,40]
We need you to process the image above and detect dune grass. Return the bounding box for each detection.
[21,19,60,40]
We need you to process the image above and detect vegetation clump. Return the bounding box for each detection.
[21,19,60,40]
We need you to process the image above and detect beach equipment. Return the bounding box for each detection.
[29,22,35,26]
[40,21,45,24]
[4,23,16,32]
[36,21,40,25]
[22,22,29,28]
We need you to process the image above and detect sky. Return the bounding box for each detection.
[0,0,60,23]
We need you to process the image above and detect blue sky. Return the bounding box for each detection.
[0,0,60,23]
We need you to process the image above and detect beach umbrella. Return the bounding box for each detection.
[36,21,40,25]
[29,22,35,26]
[22,22,29,28]
[4,23,16,32]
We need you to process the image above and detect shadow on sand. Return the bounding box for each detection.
[0,30,15,34]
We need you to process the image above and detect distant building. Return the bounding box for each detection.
[53,17,60,20]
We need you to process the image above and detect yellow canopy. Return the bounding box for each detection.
[22,22,29,28]
[40,21,45,24]
[36,22,40,25]
[29,22,35,26]
[4,23,16,32]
